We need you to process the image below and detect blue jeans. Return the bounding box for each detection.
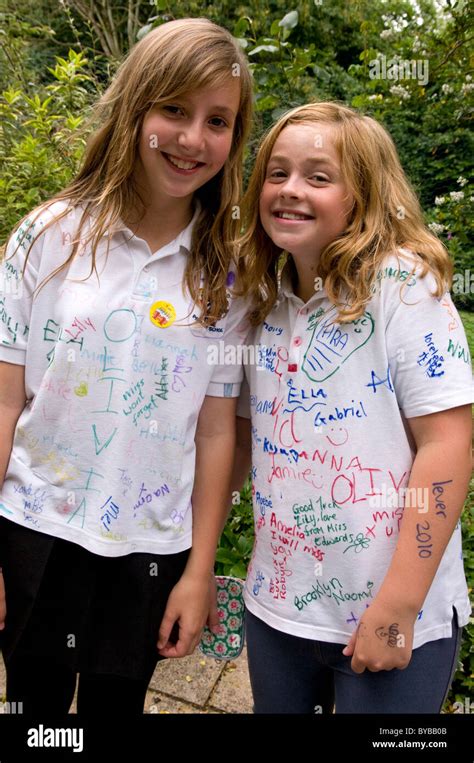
[245,608,462,714]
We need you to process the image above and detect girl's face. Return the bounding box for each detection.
[259,122,354,260]
[135,79,241,207]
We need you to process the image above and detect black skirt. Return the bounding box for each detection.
[0,517,190,681]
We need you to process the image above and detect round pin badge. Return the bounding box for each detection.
[150,300,176,328]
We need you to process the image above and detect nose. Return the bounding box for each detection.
[278,174,303,199]
[177,119,205,154]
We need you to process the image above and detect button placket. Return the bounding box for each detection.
[287,306,305,372]
[133,262,159,299]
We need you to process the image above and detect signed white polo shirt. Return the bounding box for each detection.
[239,252,473,648]
[0,200,249,556]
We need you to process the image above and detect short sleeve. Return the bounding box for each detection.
[385,268,473,418]
[206,296,251,398]
[0,215,43,365]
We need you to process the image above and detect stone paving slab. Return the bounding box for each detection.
[144,691,221,714]
[148,649,227,707]
[208,647,253,714]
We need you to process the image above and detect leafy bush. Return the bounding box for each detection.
[0,48,95,237]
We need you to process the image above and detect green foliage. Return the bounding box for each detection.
[0,48,96,237]
[215,478,254,579]
[429,188,474,311]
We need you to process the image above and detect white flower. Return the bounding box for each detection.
[389,85,410,100]
[435,196,445,205]
[441,84,453,94]
[428,223,445,234]
[466,75,472,82]
[412,39,421,52]
[449,191,464,202]
[457,177,467,187]
[461,83,474,94]
[380,29,393,40]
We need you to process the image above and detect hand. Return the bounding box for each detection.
[342,599,416,673]
[157,572,218,658]
[0,569,6,631]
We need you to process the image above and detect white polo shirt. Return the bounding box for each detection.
[239,251,473,648]
[0,200,249,556]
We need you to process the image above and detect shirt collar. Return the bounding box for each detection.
[86,199,201,256]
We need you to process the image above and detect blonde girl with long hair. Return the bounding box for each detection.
[234,101,472,713]
[0,18,253,716]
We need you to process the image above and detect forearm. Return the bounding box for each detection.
[229,416,252,503]
[229,445,251,499]
[377,440,472,614]
[186,429,236,577]
[0,362,27,489]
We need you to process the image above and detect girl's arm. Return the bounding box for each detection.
[157,394,239,658]
[0,360,26,488]
[344,404,472,672]
[230,415,252,498]
[0,361,27,630]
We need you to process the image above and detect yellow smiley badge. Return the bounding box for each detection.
[150,300,176,329]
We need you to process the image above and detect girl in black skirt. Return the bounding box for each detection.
[0,18,253,715]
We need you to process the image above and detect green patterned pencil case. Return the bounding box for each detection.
[199,576,245,660]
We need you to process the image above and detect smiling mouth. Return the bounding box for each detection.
[273,211,314,220]
[162,152,205,171]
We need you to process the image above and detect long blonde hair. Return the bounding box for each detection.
[5,18,253,325]
[238,101,452,324]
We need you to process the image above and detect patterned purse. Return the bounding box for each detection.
[199,576,246,660]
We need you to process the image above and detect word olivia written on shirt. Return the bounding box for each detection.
[263,445,410,516]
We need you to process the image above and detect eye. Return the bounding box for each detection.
[208,116,228,128]
[162,105,183,116]
[311,174,329,183]
[267,169,287,179]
